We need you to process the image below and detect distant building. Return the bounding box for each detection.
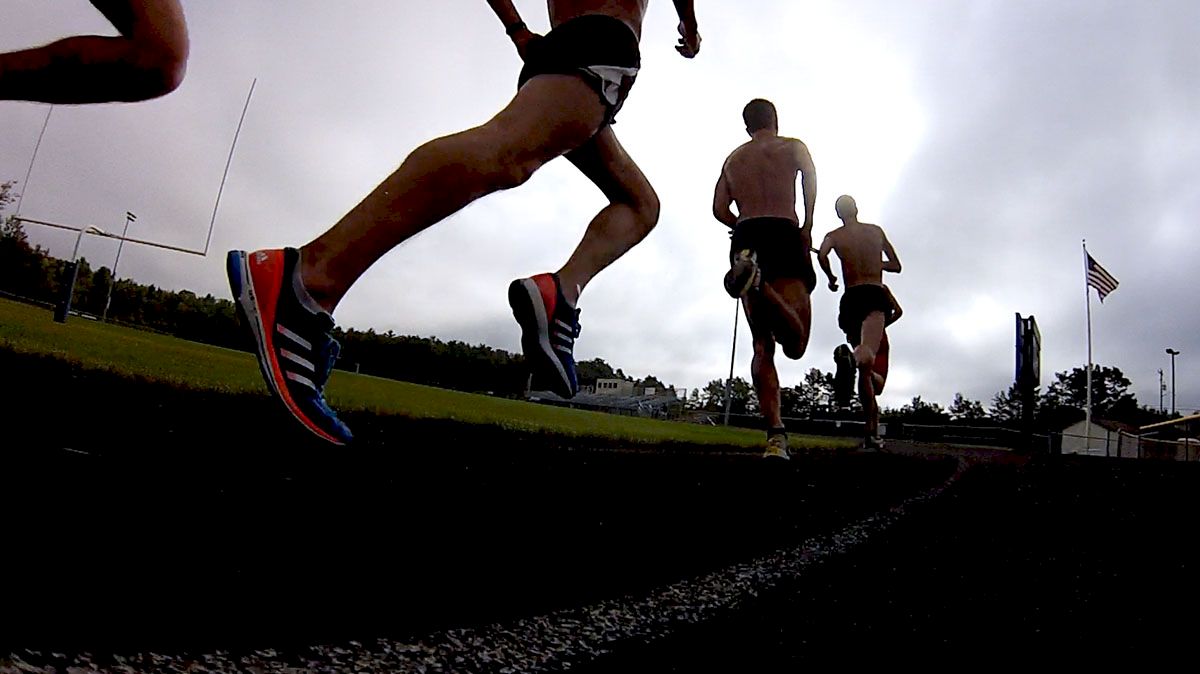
[595,378,635,396]
[528,384,681,419]
[1060,418,1138,457]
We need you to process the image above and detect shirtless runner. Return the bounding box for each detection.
[0,0,188,103]
[712,98,817,460]
[818,195,902,450]
[226,1,701,445]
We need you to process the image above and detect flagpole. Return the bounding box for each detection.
[1084,239,1093,452]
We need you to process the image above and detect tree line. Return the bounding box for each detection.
[694,363,1174,432]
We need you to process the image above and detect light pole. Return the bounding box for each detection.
[102,211,136,321]
[1166,348,1180,415]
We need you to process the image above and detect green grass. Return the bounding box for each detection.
[0,297,848,449]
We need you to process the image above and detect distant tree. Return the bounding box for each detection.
[782,368,835,418]
[987,383,1083,431]
[949,393,988,422]
[701,379,725,410]
[730,376,755,415]
[989,384,1026,425]
[780,385,802,418]
[636,374,666,391]
[700,377,754,414]
[1044,365,1136,418]
[0,180,17,213]
[0,180,44,299]
[577,358,617,387]
[896,396,950,424]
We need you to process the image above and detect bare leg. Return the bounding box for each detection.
[556,126,660,304]
[856,311,886,438]
[0,0,188,103]
[872,330,890,395]
[757,278,811,360]
[744,299,782,429]
[299,74,606,312]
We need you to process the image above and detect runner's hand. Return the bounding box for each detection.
[512,28,541,61]
[676,22,701,58]
[828,277,839,292]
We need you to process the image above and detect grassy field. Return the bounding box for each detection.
[1,297,848,449]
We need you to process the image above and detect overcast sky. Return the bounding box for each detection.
[2,0,1198,417]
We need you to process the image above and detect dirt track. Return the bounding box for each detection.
[4,352,1199,669]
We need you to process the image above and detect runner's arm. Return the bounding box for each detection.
[486,0,537,57]
[884,285,903,325]
[795,140,817,237]
[673,1,701,58]
[881,230,902,274]
[713,169,738,229]
[818,235,838,291]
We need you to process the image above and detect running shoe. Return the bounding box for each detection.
[227,247,353,445]
[508,272,580,398]
[724,249,759,298]
[763,432,790,460]
[833,343,856,409]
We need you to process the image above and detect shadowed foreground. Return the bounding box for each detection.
[3,349,1198,669]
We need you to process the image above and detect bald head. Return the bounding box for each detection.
[835,195,858,221]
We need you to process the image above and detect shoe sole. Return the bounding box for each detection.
[227,250,345,445]
[723,263,757,298]
[508,278,573,397]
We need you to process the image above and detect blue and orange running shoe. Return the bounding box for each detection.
[226,247,353,445]
[508,272,580,398]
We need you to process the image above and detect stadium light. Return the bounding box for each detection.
[1166,348,1180,415]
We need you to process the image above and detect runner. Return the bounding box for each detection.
[712,98,817,459]
[227,1,701,444]
[832,284,901,411]
[818,195,902,450]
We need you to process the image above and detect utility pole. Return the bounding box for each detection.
[1158,368,1165,413]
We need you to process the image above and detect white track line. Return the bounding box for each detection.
[5,457,967,674]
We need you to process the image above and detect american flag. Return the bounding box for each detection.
[1086,253,1119,302]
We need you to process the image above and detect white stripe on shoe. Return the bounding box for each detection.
[280,348,315,372]
[285,371,317,390]
[277,324,312,351]
[521,279,570,387]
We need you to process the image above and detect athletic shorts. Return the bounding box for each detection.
[729,216,816,292]
[838,283,895,346]
[517,14,641,126]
